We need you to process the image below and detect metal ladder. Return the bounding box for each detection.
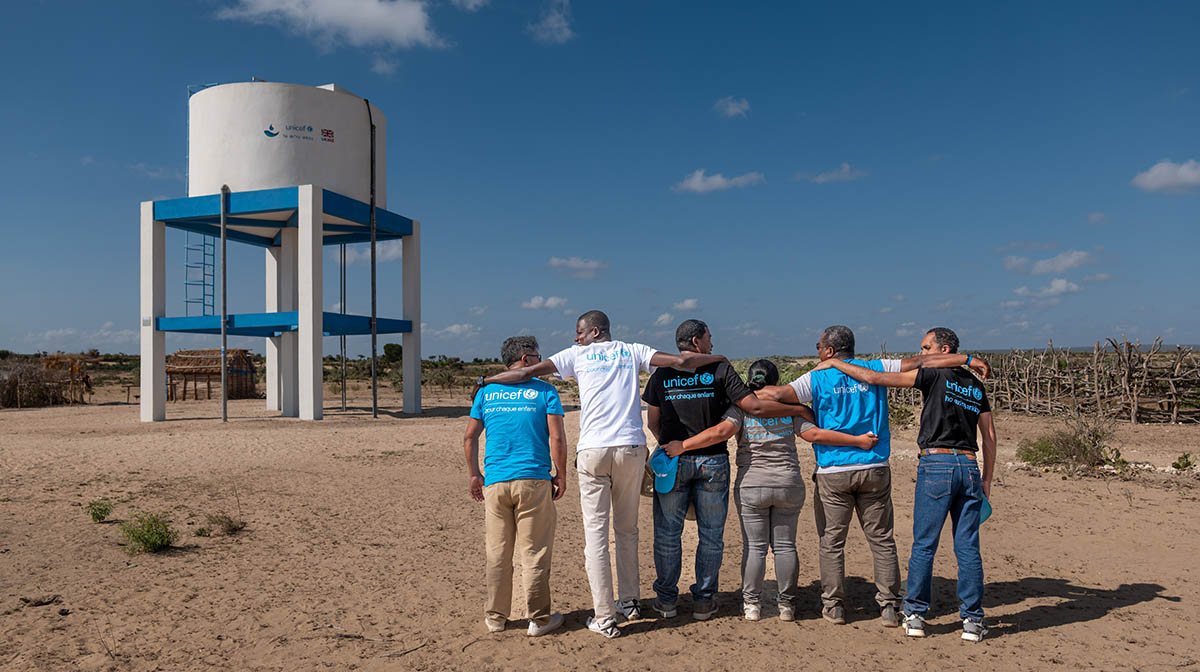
[183,232,215,316]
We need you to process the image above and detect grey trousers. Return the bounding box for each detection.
[735,484,805,607]
[811,466,902,610]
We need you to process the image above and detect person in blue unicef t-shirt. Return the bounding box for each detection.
[758,325,986,628]
[464,336,567,637]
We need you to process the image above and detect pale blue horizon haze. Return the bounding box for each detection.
[2,1,1198,360]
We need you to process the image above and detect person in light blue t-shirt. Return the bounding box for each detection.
[464,336,567,638]
[758,325,986,628]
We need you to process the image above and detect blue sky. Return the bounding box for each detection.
[2,1,1198,359]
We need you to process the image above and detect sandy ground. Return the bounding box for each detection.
[2,386,1199,671]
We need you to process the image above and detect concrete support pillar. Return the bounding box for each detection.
[402,220,422,414]
[297,185,323,420]
[265,225,298,416]
[139,201,165,422]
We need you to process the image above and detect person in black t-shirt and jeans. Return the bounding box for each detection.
[813,327,996,642]
[642,319,805,621]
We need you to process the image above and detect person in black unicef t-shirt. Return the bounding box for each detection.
[812,327,996,643]
[642,319,806,621]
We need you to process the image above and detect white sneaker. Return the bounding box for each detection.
[778,604,795,622]
[615,599,642,622]
[587,615,621,638]
[743,603,761,621]
[527,612,563,637]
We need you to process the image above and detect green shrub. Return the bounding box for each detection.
[1172,453,1196,471]
[888,400,916,428]
[1017,412,1117,468]
[84,498,114,523]
[119,512,178,554]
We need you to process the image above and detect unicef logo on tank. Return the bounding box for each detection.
[522,388,539,401]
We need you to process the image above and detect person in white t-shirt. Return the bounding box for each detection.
[481,310,729,638]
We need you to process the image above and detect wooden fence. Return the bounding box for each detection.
[888,338,1200,424]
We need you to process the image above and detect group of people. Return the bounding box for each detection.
[462,310,997,643]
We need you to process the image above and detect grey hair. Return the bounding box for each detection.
[501,336,539,367]
[822,325,855,357]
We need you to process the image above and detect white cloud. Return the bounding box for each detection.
[80,155,95,165]
[673,169,765,194]
[805,163,867,184]
[548,256,608,279]
[521,295,568,310]
[713,96,750,118]
[218,0,443,49]
[468,305,487,316]
[935,300,953,312]
[900,321,916,327]
[999,300,1024,309]
[1014,278,1081,298]
[1030,250,1092,275]
[131,163,182,181]
[1007,321,1031,330]
[1084,273,1111,283]
[1131,159,1200,193]
[654,312,674,327]
[672,298,699,311]
[431,323,479,338]
[878,307,892,314]
[1088,211,1108,224]
[370,55,397,75]
[891,294,906,302]
[450,0,488,10]
[896,328,917,337]
[528,0,574,45]
[1003,255,1030,271]
[345,240,403,264]
[25,324,137,350]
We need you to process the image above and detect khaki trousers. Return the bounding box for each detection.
[812,466,902,610]
[484,479,556,626]
[576,445,646,621]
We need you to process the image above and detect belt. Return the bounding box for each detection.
[918,448,976,460]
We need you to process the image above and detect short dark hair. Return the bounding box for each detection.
[577,310,610,338]
[822,325,855,357]
[926,327,959,353]
[675,319,709,352]
[746,359,779,390]
[501,336,539,366]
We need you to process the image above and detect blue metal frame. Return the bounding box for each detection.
[152,187,412,244]
[157,312,412,337]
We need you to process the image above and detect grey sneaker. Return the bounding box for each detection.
[961,618,988,642]
[903,613,926,637]
[881,603,900,628]
[485,617,506,633]
[586,615,621,639]
[615,599,641,622]
[527,612,563,637]
[778,603,795,622]
[651,598,677,618]
[822,605,846,624]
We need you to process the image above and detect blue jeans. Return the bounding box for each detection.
[903,453,984,621]
[653,454,730,605]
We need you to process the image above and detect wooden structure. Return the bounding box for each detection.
[887,337,1200,424]
[166,349,257,401]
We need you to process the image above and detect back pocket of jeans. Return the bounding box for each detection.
[919,472,952,500]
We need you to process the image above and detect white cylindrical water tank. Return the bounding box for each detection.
[188,82,386,207]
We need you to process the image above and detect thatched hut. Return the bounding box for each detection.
[166,349,257,401]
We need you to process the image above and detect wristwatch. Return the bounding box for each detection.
[476,376,487,387]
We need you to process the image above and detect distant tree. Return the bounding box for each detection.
[0,350,10,360]
[383,343,403,365]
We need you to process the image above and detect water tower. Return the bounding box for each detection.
[139,81,421,421]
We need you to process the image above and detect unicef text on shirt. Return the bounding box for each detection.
[945,380,984,401]
[483,389,540,402]
[585,349,632,362]
[662,372,716,388]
